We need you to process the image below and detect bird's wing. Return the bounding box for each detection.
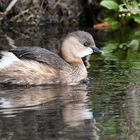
[10,47,71,71]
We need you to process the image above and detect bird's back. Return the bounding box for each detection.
[0,47,73,85]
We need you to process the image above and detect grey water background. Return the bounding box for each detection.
[0,25,140,140]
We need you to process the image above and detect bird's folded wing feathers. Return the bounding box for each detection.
[10,47,70,71]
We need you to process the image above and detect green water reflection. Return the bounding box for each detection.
[88,27,140,140]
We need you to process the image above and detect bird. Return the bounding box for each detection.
[0,30,102,86]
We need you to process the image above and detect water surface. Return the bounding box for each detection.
[0,26,140,140]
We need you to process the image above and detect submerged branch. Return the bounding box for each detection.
[4,34,17,49]
[0,0,18,21]
[5,0,18,15]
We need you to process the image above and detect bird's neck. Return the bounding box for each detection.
[68,59,84,66]
[70,63,88,83]
[61,37,83,66]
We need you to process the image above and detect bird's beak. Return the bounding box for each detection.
[92,47,103,55]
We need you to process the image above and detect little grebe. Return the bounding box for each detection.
[0,31,102,85]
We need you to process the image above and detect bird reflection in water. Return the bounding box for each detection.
[0,84,100,140]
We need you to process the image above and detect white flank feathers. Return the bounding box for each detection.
[0,52,20,69]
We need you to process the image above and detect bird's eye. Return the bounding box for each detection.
[84,42,90,46]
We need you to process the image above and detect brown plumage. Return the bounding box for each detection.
[0,31,102,86]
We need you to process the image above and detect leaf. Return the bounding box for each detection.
[128,39,139,50]
[119,4,128,12]
[100,0,119,11]
[133,15,140,23]
[126,1,139,11]
[102,42,118,53]
[119,43,128,49]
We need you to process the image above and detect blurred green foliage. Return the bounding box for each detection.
[100,0,140,28]
[102,27,140,70]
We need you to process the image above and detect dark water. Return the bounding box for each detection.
[0,26,140,140]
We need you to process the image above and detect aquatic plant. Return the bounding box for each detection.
[101,27,140,70]
[100,0,140,28]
